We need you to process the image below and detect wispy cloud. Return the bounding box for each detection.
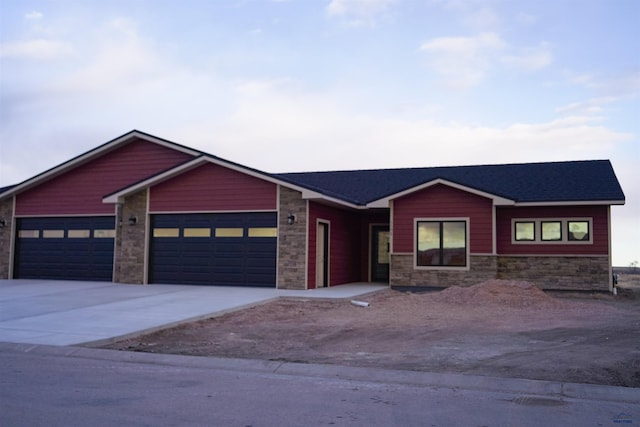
[500,43,552,71]
[0,39,73,60]
[25,11,43,20]
[419,32,505,89]
[420,33,552,89]
[326,0,397,26]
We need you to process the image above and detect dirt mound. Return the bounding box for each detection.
[428,279,561,308]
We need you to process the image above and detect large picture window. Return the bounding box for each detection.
[416,220,467,267]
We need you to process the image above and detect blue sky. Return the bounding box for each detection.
[1,0,638,265]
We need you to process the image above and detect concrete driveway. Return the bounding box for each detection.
[0,280,385,346]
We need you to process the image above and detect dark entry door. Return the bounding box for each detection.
[371,225,390,282]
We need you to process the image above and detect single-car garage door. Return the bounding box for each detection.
[149,212,277,286]
[14,216,116,281]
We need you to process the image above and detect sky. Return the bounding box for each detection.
[0,0,638,266]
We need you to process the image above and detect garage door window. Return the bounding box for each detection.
[68,230,91,238]
[94,229,115,238]
[43,230,64,238]
[153,228,180,237]
[248,227,277,237]
[184,228,211,237]
[18,230,39,238]
[215,228,243,237]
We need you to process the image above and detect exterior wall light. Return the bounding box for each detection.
[0,218,5,228]
[128,215,138,226]
[287,213,296,225]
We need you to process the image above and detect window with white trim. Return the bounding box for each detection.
[511,218,592,244]
[416,220,467,267]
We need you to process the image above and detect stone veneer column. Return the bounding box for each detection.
[277,186,307,290]
[0,197,14,279]
[113,189,148,284]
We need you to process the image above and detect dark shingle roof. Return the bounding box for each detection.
[275,160,625,205]
[0,185,16,194]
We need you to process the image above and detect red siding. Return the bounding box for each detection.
[149,163,277,212]
[496,205,609,255]
[308,202,363,288]
[393,184,493,254]
[16,139,193,216]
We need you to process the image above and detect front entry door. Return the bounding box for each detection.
[316,222,329,287]
[371,225,390,282]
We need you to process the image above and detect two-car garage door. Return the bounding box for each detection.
[14,216,116,281]
[149,212,277,287]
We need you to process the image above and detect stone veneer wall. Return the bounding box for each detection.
[497,256,610,291]
[0,197,14,279]
[277,186,307,290]
[113,189,147,284]
[390,253,610,291]
[390,254,497,288]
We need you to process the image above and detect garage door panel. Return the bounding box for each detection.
[150,212,276,286]
[15,216,115,281]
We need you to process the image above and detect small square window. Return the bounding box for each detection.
[515,222,535,241]
[568,221,589,241]
[541,221,562,241]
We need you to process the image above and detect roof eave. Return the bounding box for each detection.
[514,200,626,207]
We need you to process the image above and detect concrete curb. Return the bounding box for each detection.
[2,342,638,404]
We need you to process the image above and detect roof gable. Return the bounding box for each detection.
[0,130,201,200]
[103,154,331,205]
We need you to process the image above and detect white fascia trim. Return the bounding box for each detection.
[0,131,200,200]
[514,200,625,207]
[366,178,515,208]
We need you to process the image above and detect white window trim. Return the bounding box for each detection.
[414,217,470,271]
[511,217,593,244]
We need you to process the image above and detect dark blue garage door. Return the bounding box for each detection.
[14,216,115,281]
[149,212,277,287]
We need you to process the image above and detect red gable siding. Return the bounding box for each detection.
[496,205,609,255]
[16,139,193,216]
[392,184,493,254]
[308,202,362,288]
[149,163,277,212]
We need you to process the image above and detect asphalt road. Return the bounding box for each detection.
[1,345,638,427]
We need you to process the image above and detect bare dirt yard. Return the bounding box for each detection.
[102,278,640,388]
